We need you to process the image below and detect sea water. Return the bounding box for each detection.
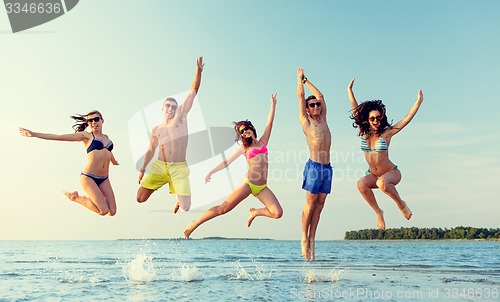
[0,239,499,301]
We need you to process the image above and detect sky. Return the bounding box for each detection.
[1,0,499,240]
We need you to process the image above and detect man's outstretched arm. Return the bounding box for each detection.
[303,73,326,118]
[297,67,308,123]
[179,56,204,116]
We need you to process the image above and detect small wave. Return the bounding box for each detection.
[170,265,203,282]
[122,253,155,283]
[60,274,104,284]
[0,272,22,277]
[442,277,489,284]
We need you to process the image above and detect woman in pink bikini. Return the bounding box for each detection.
[348,78,423,230]
[184,94,283,238]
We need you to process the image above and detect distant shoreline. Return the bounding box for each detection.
[344,226,500,240]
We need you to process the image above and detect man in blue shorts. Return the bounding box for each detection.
[296,67,333,261]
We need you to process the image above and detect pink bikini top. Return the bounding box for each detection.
[245,141,268,159]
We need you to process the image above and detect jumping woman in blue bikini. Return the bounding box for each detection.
[348,78,424,230]
[184,94,283,239]
[19,110,119,216]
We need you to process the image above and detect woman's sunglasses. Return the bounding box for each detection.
[369,116,383,122]
[240,126,253,134]
[86,117,101,123]
[308,102,321,108]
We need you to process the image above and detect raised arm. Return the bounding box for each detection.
[178,56,204,117]
[298,68,326,119]
[348,78,359,111]
[304,76,326,118]
[297,67,308,123]
[259,93,277,146]
[138,128,159,184]
[389,90,424,136]
[204,144,245,183]
[19,127,88,142]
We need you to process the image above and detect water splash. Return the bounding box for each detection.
[230,261,274,281]
[304,264,346,283]
[305,269,316,283]
[170,265,202,281]
[233,262,254,280]
[122,253,155,283]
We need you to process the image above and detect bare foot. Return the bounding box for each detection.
[173,202,180,214]
[183,221,196,239]
[376,210,386,230]
[301,238,310,260]
[309,238,315,261]
[63,191,78,201]
[247,208,257,227]
[400,201,412,220]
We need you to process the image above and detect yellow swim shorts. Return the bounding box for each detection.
[141,160,191,196]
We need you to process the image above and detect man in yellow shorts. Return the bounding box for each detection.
[141,160,191,196]
[137,57,204,213]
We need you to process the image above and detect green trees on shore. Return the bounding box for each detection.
[344,226,500,240]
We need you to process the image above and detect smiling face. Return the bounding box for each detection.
[305,96,321,117]
[162,98,178,120]
[240,126,255,147]
[86,113,103,132]
[368,110,383,131]
[240,125,255,138]
[234,121,256,147]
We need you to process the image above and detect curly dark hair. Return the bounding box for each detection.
[350,100,391,137]
[70,110,103,133]
[233,120,257,143]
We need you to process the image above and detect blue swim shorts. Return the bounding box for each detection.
[302,159,333,194]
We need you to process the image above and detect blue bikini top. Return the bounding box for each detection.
[361,136,388,152]
[87,133,113,153]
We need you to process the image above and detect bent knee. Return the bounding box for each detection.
[136,195,148,203]
[180,203,191,212]
[137,188,153,203]
[376,180,388,192]
[273,209,283,219]
[357,180,370,192]
[178,196,191,212]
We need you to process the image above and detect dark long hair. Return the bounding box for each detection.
[233,120,257,147]
[70,110,103,133]
[350,100,391,137]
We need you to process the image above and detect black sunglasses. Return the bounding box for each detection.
[164,103,177,111]
[369,116,383,122]
[308,102,321,108]
[240,126,253,134]
[86,116,101,123]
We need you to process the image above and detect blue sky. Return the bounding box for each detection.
[1,0,499,240]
